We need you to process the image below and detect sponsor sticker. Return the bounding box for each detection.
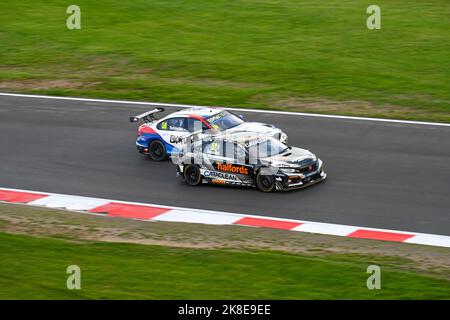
[214,162,249,175]
[203,170,240,182]
[206,112,225,124]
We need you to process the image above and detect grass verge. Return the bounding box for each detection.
[0,1,449,122]
[0,203,449,299]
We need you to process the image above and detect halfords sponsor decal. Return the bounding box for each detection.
[214,162,249,175]
[202,170,240,182]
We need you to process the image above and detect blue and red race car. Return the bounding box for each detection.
[130,107,288,161]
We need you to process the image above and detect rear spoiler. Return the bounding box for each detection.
[129,108,165,123]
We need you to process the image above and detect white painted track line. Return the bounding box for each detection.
[1,92,449,127]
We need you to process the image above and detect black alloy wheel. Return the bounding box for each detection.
[149,140,167,161]
[184,164,202,186]
[256,171,276,192]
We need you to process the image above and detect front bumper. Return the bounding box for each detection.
[278,170,327,191]
[274,160,327,191]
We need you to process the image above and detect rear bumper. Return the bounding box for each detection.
[137,145,149,154]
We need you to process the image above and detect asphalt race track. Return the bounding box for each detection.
[1,94,449,236]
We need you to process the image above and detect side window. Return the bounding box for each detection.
[186,118,202,133]
[157,118,187,132]
[157,120,169,130]
[203,140,223,157]
[234,143,247,160]
[186,118,210,132]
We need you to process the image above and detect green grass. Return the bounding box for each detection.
[0,1,449,121]
[0,232,449,299]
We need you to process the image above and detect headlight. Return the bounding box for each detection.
[279,167,297,173]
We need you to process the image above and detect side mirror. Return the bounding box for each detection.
[238,114,244,120]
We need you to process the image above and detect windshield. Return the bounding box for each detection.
[205,111,245,130]
[246,137,289,158]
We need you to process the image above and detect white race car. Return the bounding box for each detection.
[130,107,288,161]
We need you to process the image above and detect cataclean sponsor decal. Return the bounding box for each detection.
[214,162,249,175]
[203,170,240,181]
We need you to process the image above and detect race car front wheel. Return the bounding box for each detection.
[149,140,166,161]
[184,165,202,186]
[256,171,275,193]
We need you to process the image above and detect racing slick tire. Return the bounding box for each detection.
[184,164,202,186]
[256,171,276,193]
[149,140,167,161]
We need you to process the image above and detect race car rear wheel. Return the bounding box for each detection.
[149,140,166,161]
[184,164,202,186]
[256,171,275,193]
